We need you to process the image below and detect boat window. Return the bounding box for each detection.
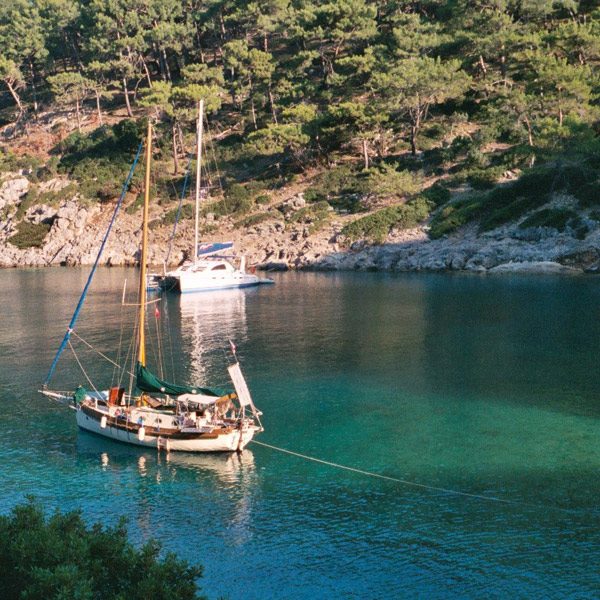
[211,264,227,270]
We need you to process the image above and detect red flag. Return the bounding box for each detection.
[154,306,160,318]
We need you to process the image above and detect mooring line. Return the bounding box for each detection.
[250,440,583,513]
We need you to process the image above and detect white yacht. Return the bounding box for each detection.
[161,242,271,293]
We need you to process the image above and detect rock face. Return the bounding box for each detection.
[2,174,600,274]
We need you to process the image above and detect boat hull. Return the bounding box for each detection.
[167,273,266,293]
[76,406,257,452]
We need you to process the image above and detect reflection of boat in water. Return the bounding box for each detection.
[78,430,256,483]
[178,288,249,384]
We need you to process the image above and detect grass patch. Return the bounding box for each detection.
[341,197,431,243]
[8,221,51,248]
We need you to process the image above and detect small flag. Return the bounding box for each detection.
[229,339,237,356]
[154,306,160,318]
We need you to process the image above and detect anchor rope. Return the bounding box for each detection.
[250,440,582,513]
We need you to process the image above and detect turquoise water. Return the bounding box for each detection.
[0,268,599,598]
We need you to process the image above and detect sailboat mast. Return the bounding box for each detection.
[194,99,204,266]
[138,121,152,367]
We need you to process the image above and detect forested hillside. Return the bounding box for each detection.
[1,1,600,262]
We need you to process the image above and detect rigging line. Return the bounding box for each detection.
[250,441,582,514]
[70,331,134,378]
[68,340,100,395]
[44,140,144,387]
[165,153,193,268]
[204,118,223,196]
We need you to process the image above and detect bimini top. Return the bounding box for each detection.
[197,241,234,258]
[136,362,228,397]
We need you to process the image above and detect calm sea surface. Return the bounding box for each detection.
[0,268,599,599]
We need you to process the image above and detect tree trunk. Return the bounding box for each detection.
[142,56,153,87]
[95,89,103,125]
[410,125,417,156]
[123,78,134,117]
[162,48,172,82]
[523,114,533,147]
[362,139,369,169]
[268,85,278,124]
[249,81,258,130]
[172,123,179,175]
[28,59,38,114]
[75,96,81,131]
[5,79,24,114]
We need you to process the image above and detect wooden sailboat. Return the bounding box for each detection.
[41,122,263,452]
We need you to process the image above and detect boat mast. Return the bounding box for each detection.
[194,98,204,266]
[138,120,152,367]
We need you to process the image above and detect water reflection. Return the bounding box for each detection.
[175,289,249,382]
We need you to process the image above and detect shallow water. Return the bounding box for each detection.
[0,268,599,598]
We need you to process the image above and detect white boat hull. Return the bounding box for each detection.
[76,406,257,452]
[173,272,264,293]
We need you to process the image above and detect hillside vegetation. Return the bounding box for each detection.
[1,1,600,248]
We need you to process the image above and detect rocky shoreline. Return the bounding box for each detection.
[2,173,600,275]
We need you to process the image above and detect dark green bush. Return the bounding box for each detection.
[421,183,451,206]
[519,208,577,231]
[255,194,271,205]
[8,221,51,248]
[429,195,485,238]
[236,212,274,227]
[163,203,194,224]
[0,499,204,600]
[573,182,600,208]
[341,197,430,243]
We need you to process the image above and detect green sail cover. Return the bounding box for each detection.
[135,362,228,397]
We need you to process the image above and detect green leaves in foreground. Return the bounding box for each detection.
[0,499,205,600]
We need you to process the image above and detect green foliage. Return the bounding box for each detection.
[255,194,271,205]
[8,221,51,248]
[430,162,597,237]
[519,208,577,230]
[0,498,204,600]
[363,164,423,200]
[236,211,275,227]
[0,0,598,235]
[341,197,431,243]
[287,201,331,233]
[163,203,194,224]
[574,182,600,208]
[56,122,144,201]
[421,183,451,206]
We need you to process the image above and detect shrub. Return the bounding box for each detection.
[163,203,194,224]
[210,184,254,216]
[255,194,271,205]
[8,221,51,248]
[421,183,451,206]
[236,212,274,227]
[519,208,577,231]
[287,200,331,233]
[428,195,485,238]
[573,182,600,208]
[341,197,430,243]
[363,163,423,200]
[0,499,204,600]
